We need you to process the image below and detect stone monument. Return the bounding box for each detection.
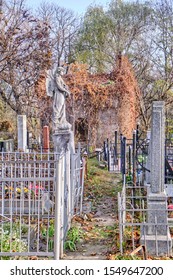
[46,66,74,153]
[17,115,27,152]
[141,101,172,255]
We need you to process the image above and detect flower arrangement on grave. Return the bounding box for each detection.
[4,184,45,199]
[29,184,45,197]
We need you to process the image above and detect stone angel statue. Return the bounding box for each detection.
[46,66,71,131]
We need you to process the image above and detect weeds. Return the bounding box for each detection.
[0,222,28,259]
[64,227,83,251]
[85,158,122,201]
[114,254,142,260]
[40,223,55,251]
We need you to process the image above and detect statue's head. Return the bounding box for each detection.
[56,67,64,74]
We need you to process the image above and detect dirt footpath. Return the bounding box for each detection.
[63,189,119,259]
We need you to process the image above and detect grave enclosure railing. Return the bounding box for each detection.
[118,183,173,257]
[104,129,173,184]
[103,130,148,187]
[0,149,85,260]
[103,125,173,257]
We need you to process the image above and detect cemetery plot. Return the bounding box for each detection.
[0,152,56,259]
[0,150,84,259]
[98,102,173,258]
[116,102,173,257]
[0,153,55,214]
[118,185,173,258]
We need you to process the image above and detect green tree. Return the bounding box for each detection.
[75,5,110,72]
[74,1,151,73]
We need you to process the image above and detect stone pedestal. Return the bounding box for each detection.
[53,129,74,154]
[147,193,168,235]
[17,115,27,152]
[53,129,70,153]
[141,192,172,256]
[141,235,172,256]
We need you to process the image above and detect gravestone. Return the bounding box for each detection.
[27,132,32,150]
[0,139,14,152]
[141,101,172,255]
[43,126,50,152]
[17,115,27,152]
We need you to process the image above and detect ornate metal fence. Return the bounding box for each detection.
[0,149,85,259]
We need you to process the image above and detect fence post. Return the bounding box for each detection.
[107,139,110,171]
[83,151,88,179]
[54,155,62,260]
[122,174,126,231]
[77,144,81,213]
[70,153,75,216]
[118,192,123,255]
[120,134,123,173]
[103,141,107,161]
[132,130,137,208]
[136,124,139,142]
[120,136,126,180]
[114,130,118,166]
[129,145,132,176]
[80,156,85,215]
[66,148,71,230]
[123,137,126,177]
[132,130,137,186]
[60,154,65,258]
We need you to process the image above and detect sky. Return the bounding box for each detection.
[25,0,109,15]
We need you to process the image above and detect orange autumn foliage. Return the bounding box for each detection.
[66,57,140,142]
[65,63,114,144]
[110,55,140,139]
[35,57,140,144]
